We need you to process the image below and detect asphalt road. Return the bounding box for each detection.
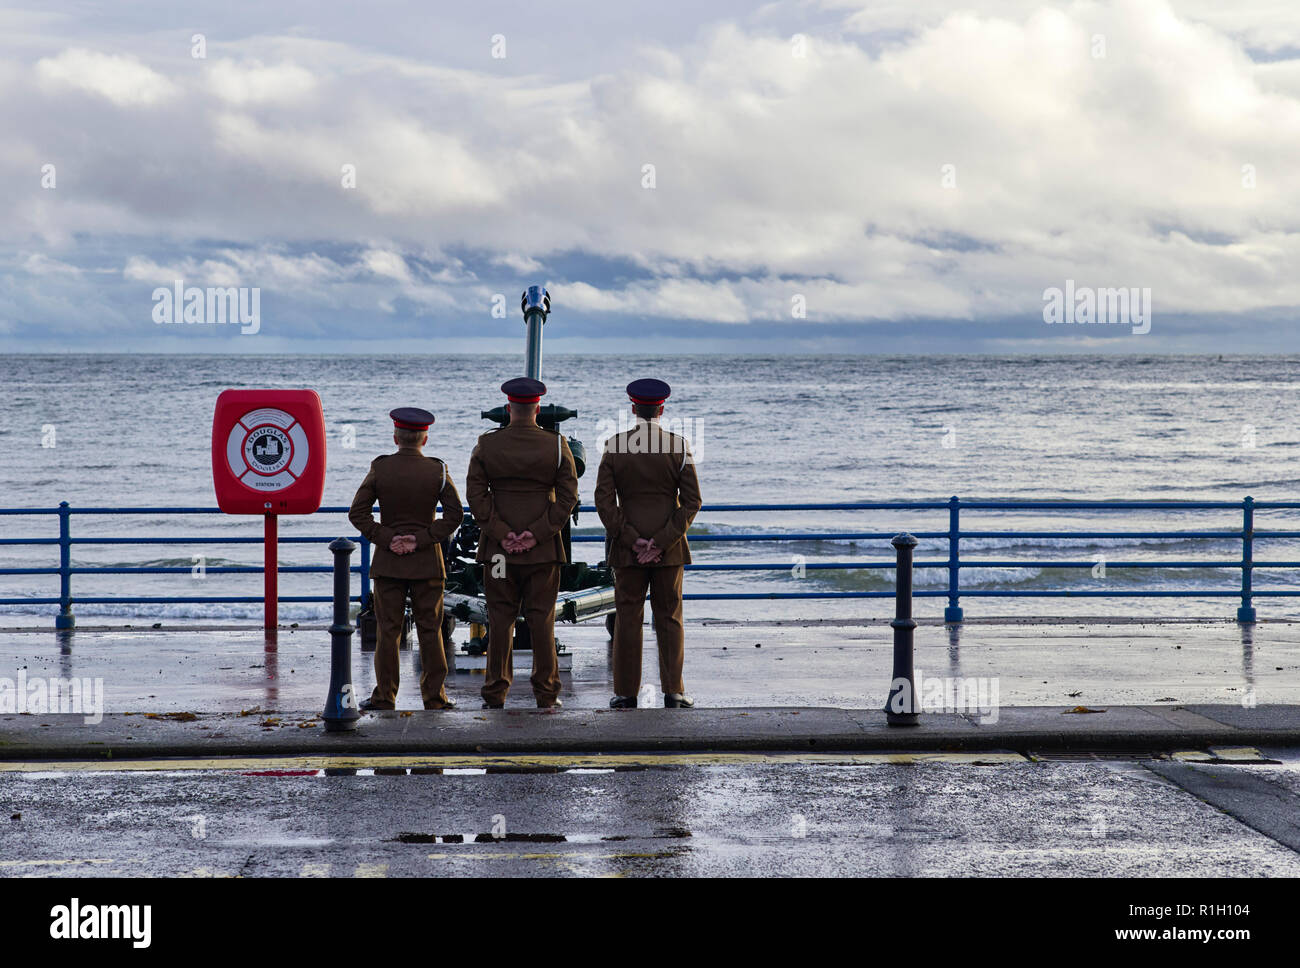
[4,750,1300,877]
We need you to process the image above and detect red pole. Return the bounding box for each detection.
[264,513,278,630]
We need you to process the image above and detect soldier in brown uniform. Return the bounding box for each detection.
[349,407,464,711]
[595,379,702,708]
[466,378,579,709]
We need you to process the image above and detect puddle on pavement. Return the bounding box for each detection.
[391,828,693,845]
[318,766,635,777]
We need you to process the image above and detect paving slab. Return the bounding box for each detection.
[1185,704,1300,731]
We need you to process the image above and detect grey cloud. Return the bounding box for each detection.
[1,0,1298,351]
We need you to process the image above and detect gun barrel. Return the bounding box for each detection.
[524,315,543,380]
[557,585,618,624]
[521,285,550,381]
[446,584,615,627]
[445,592,488,625]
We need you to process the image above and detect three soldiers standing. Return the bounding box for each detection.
[349,378,699,712]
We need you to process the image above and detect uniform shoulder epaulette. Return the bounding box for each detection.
[371,454,389,465]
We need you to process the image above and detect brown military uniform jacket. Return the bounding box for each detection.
[594,421,702,568]
[348,447,464,580]
[466,423,579,565]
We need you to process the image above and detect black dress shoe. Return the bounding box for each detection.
[359,698,393,712]
[537,698,562,709]
[425,699,457,710]
[481,701,504,710]
[609,696,637,709]
[663,693,694,708]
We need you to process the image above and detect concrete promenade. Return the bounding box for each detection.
[0,618,1296,758]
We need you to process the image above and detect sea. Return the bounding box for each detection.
[2,353,1299,626]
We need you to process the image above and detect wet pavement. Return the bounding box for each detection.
[2,618,1298,713]
[3,751,1300,877]
[3,619,1297,878]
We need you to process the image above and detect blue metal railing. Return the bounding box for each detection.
[4,496,1300,626]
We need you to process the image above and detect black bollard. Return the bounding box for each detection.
[323,537,361,732]
[885,532,920,726]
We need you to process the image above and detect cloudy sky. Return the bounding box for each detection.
[2,0,1298,353]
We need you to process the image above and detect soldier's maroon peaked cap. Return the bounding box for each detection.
[501,377,546,403]
[389,407,435,430]
[627,378,671,406]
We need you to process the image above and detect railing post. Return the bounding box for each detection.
[356,535,376,651]
[944,495,963,623]
[323,537,361,731]
[55,502,75,630]
[885,532,920,726]
[1238,495,1256,623]
[263,512,278,631]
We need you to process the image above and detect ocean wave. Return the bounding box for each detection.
[702,559,1280,593]
[0,602,333,621]
[681,529,1277,554]
[73,556,255,569]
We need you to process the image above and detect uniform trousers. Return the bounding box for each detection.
[482,561,562,706]
[370,576,451,709]
[611,564,685,697]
